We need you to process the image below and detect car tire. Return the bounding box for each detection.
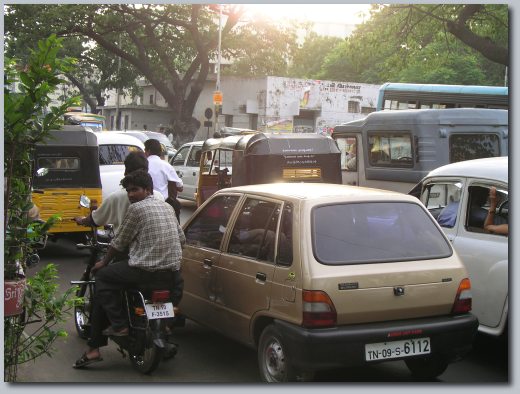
[405,355,449,380]
[257,324,314,382]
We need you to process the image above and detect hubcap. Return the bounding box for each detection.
[265,339,286,381]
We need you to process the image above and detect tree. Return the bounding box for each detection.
[289,30,343,79]
[318,4,508,86]
[5,4,140,114]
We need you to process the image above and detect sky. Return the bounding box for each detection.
[243,3,373,25]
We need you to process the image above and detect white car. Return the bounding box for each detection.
[169,141,203,201]
[413,157,508,338]
[95,132,145,200]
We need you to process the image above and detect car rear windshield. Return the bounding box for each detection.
[312,201,452,265]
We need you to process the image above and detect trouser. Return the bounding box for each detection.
[87,259,181,348]
[166,197,181,223]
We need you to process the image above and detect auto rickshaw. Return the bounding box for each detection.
[196,132,342,206]
[31,126,103,234]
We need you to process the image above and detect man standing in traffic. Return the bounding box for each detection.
[144,138,183,223]
[73,151,164,233]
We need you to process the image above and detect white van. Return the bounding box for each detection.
[95,132,145,200]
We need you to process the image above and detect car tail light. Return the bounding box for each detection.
[151,290,170,303]
[451,278,472,314]
[302,290,337,328]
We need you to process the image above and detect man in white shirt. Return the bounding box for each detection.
[74,151,164,233]
[144,138,183,222]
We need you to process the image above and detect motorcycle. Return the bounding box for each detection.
[70,195,180,374]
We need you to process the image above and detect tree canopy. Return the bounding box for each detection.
[318,4,508,86]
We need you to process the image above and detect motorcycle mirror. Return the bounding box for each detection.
[79,195,91,209]
[36,168,49,177]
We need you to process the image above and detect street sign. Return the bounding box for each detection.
[204,107,213,119]
[213,91,223,106]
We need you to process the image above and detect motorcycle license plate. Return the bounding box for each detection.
[145,302,175,319]
[365,337,430,361]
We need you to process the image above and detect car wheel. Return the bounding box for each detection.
[405,355,449,380]
[257,324,313,382]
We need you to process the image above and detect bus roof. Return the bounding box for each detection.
[333,108,508,132]
[379,82,508,95]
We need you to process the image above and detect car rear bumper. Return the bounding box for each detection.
[274,313,478,371]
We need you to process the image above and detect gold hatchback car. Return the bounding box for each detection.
[179,183,478,382]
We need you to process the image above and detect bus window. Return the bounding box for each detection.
[368,134,413,167]
[450,134,500,163]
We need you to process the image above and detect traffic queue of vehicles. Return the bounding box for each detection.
[31,107,508,381]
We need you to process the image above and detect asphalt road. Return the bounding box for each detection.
[14,199,509,384]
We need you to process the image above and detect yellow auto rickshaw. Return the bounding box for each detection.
[31,126,103,234]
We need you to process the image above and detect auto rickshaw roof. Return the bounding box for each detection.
[202,132,340,155]
[37,126,98,146]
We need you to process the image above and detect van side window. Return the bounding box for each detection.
[368,133,413,167]
[228,198,280,263]
[450,134,500,163]
[336,136,357,172]
[185,195,239,250]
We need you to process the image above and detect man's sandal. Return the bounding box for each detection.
[72,352,103,368]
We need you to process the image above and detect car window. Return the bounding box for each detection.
[465,185,508,235]
[187,146,202,167]
[277,203,293,266]
[98,145,142,165]
[227,198,281,263]
[185,195,239,250]
[312,202,452,265]
[172,146,190,166]
[421,182,463,228]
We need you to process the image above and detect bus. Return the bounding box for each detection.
[376,82,508,111]
[332,108,508,193]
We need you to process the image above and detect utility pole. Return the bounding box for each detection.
[115,34,122,130]
[214,4,223,134]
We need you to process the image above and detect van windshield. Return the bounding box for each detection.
[312,202,451,265]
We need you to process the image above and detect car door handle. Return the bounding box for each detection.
[203,258,213,267]
[193,171,197,176]
[256,272,267,282]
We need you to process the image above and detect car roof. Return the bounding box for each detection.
[180,140,204,147]
[217,182,416,203]
[426,156,508,183]
[95,132,145,149]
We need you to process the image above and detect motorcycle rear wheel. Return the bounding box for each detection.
[129,327,164,374]
[74,281,92,340]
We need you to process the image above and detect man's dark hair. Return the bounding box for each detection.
[121,169,153,192]
[124,151,148,175]
[144,138,162,156]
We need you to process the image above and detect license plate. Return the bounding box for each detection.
[365,337,431,361]
[144,302,175,319]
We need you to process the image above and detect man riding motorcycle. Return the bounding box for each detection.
[73,170,185,368]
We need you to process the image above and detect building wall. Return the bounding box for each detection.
[102,75,380,140]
